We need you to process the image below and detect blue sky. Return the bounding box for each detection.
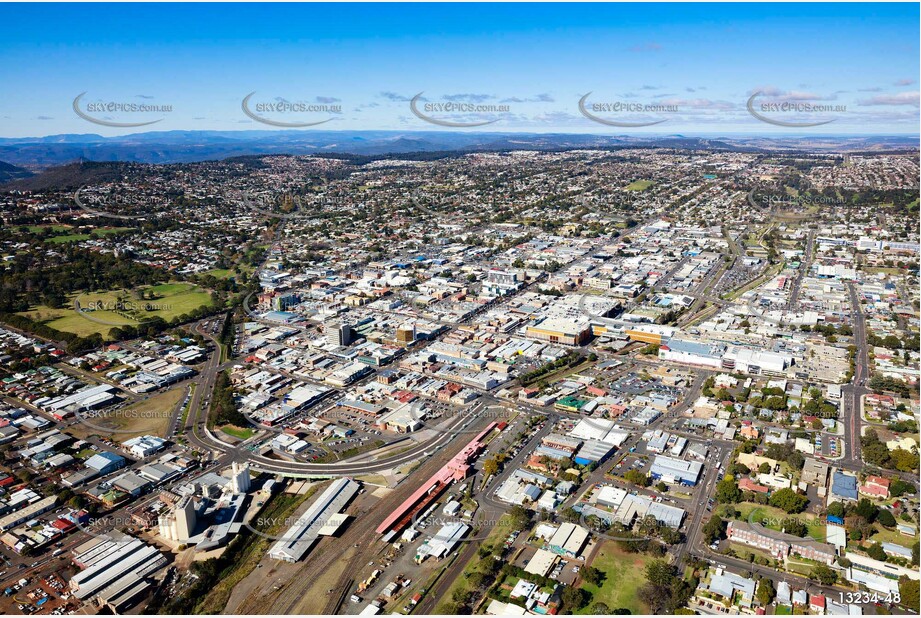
[0,3,918,136]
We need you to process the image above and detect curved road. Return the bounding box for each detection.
[179,326,489,476]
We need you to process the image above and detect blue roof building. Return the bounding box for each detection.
[830,471,858,502]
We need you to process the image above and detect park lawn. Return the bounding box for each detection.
[542,360,595,387]
[625,179,654,191]
[46,227,133,244]
[48,310,136,337]
[28,282,215,339]
[69,387,183,440]
[17,304,71,322]
[148,282,195,296]
[143,282,215,319]
[576,541,652,615]
[50,288,137,336]
[92,227,133,236]
[27,225,73,233]
[204,268,233,279]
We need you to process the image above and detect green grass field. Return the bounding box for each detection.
[625,179,654,191]
[45,226,134,244]
[576,542,652,614]
[49,309,138,336]
[220,425,256,440]
[869,527,913,547]
[737,503,826,542]
[27,225,73,233]
[775,604,793,614]
[18,281,215,338]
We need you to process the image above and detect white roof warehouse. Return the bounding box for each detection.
[268,478,359,563]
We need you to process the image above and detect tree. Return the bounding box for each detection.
[624,469,650,487]
[660,527,683,546]
[644,560,677,587]
[559,506,580,523]
[590,603,610,614]
[890,478,916,497]
[769,488,809,514]
[855,498,879,523]
[507,505,532,529]
[638,560,695,614]
[899,576,919,612]
[786,451,805,470]
[827,501,845,519]
[729,463,751,476]
[702,516,727,545]
[638,583,665,614]
[581,566,604,587]
[809,564,838,585]
[561,586,590,612]
[451,587,473,607]
[782,519,809,537]
[867,542,887,562]
[715,477,742,504]
[467,571,488,589]
[877,509,897,528]
[890,449,920,472]
[758,462,772,474]
[756,577,776,605]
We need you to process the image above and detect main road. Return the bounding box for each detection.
[841,282,869,468]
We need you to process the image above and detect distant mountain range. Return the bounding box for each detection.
[0,130,917,171]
